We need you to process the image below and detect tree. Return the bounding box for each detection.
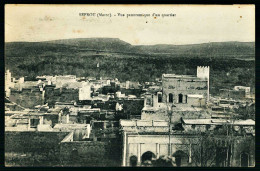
[234,103,255,120]
[179,132,217,167]
[179,124,235,167]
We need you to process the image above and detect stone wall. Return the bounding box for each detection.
[60,140,121,166]
[141,110,211,123]
[5,131,69,166]
[219,89,246,100]
[45,88,79,107]
[9,89,44,108]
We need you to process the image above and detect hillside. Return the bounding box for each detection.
[45,38,134,52]
[135,42,255,59]
[6,38,255,58]
[5,38,255,94]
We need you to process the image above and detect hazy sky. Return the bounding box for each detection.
[5,5,255,45]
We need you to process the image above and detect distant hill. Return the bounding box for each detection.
[135,42,255,59]
[45,38,134,52]
[42,38,256,59]
[5,42,77,57]
[6,38,255,59]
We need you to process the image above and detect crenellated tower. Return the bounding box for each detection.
[197,66,210,101]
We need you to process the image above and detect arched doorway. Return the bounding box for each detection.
[241,152,249,167]
[129,155,138,167]
[169,93,173,103]
[172,150,188,167]
[178,94,183,103]
[141,151,156,166]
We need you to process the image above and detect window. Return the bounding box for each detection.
[169,93,173,103]
[178,94,183,103]
[168,85,175,89]
[220,100,229,104]
[146,98,152,106]
[30,119,39,128]
[158,93,162,103]
[150,95,154,107]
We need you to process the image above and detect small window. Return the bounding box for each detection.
[178,94,183,103]
[158,93,162,103]
[169,93,173,103]
[146,98,152,106]
[191,124,196,129]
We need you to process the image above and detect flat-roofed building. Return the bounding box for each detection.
[142,66,210,122]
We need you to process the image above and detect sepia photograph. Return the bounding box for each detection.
[4,4,255,167]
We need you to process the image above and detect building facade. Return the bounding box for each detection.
[120,119,255,167]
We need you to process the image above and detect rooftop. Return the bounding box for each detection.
[54,123,90,129]
[146,86,162,94]
[5,109,61,116]
[162,74,207,81]
[187,94,204,98]
[142,105,204,112]
[5,111,29,116]
[120,119,169,127]
[182,119,255,126]
[162,74,196,78]
[55,102,74,105]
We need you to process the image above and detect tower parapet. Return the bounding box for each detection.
[197,66,210,101]
[197,66,210,79]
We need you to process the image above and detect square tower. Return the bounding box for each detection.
[197,66,210,101]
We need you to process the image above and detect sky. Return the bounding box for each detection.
[5,5,255,45]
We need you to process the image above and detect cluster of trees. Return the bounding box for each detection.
[7,54,255,95]
[139,132,254,167]
[184,129,254,167]
[6,41,255,95]
[234,103,255,120]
